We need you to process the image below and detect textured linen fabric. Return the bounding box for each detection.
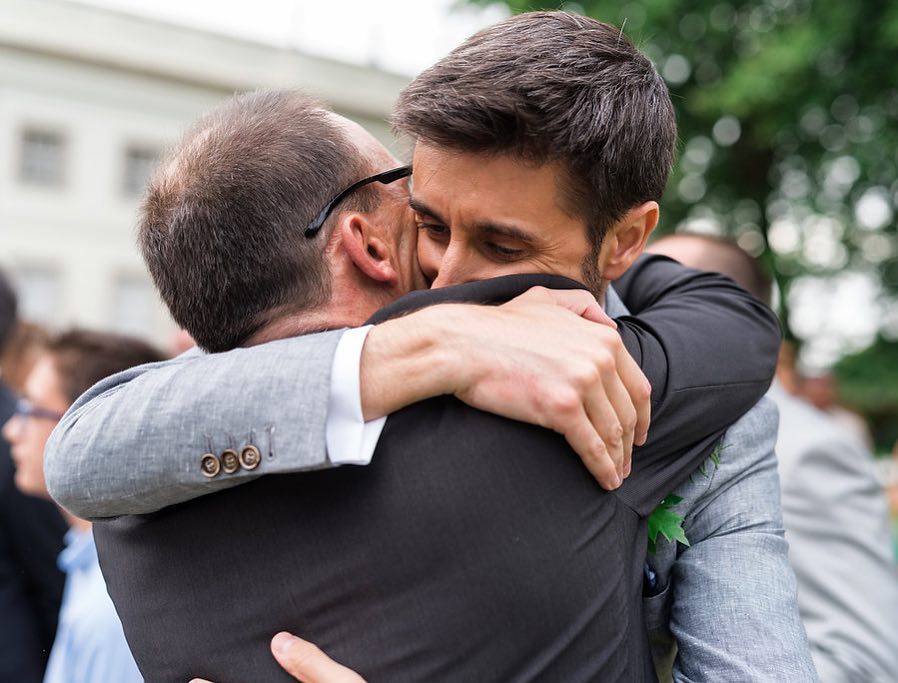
[642,400,817,683]
[93,272,774,682]
[43,528,142,683]
[45,255,780,521]
[45,330,344,518]
[604,291,818,683]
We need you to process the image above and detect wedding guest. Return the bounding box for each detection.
[799,373,875,450]
[2,329,165,683]
[649,232,898,683]
[0,270,67,683]
[0,320,49,395]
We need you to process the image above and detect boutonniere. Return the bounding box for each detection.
[647,442,729,553]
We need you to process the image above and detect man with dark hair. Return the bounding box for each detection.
[650,232,898,683]
[48,12,811,682]
[394,11,675,297]
[0,269,68,683]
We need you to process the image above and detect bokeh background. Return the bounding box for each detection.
[0,0,895,458]
[480,0,898,460]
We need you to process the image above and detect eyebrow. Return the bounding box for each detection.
[409,196,542,247]
[476,222,540,247]
[409,196,446,225]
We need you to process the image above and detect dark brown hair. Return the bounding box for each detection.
[139,90,376,352]
[47,329,166,404]
[393,11,677,288]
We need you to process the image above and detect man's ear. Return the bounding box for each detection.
[599,201,659,281]
[338,213,399,285]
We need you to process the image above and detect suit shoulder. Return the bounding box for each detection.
[718,397,779,453]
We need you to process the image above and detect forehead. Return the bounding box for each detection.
[410,142,577,227]
[23,354,66,405]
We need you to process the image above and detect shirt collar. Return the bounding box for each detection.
[58,527,97,573]
[604,286,627,317]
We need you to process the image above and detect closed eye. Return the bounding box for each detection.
[484,241,525,260]
[414,217,449,240]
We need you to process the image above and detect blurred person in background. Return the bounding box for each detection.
[799,373,875,450]
[0,320,50,396]
[0,269,67,683]
[649,232,898,683]
[890,442,898,562]
[2,329,165,683]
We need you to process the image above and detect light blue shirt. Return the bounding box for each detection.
[44,528,143,683]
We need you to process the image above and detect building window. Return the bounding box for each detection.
[123,146,159,197]
[19,129,66,187]
[111,275,155,337]
[12,266,61,328]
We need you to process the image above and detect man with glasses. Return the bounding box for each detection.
[0,270,68,683]
[2,329,163,683]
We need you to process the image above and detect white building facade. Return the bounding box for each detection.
[0,0,409,346]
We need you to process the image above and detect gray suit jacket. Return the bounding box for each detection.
[603,292,817,682]
[46,331,342,515]
[46,257,781,519]
[769,383,898,683]
[47,273,811,679]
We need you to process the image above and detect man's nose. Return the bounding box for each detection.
[430,242,471,289]
[1,415,20,443]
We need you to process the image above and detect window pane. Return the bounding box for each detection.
[20,129,66,186]
[12,266,61,328]
[123,147,159,196]
[111,275,154,337]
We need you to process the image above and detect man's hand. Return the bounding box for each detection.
[361,287,651,490]
[190,632,365,683]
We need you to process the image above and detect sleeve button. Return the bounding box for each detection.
[221,448,240,474]
[240,445,261,471]
[200,454,221,478]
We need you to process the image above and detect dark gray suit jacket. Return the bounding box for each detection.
[95,264,779,682]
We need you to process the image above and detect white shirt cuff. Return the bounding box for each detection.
[325,325,387,465]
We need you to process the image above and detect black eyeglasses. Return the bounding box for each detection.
[304,165,412,238]
[13,398,66,423]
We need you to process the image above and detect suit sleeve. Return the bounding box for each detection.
[613,254,781,514]
[664,400,818,682]
[44,330,344,519]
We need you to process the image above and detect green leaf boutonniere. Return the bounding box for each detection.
[647,494,689,554]
[647,441,730,553]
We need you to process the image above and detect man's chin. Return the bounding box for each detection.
[14,474,46,499]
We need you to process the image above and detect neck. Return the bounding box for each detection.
[243,310,350,347]
[243,285,385,348]
[242,245,403,347]
[63,510,91,534]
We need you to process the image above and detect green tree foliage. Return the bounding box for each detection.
[835,336,898,451]
[464,0,898,342]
